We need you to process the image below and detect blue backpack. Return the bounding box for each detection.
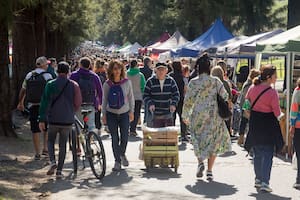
[107,79,128,109]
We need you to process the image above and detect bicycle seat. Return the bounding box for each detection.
[81,109,92,116]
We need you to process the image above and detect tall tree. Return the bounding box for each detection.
[0,0,15,137]
[288,0,300,29]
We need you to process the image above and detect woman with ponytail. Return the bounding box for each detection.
[244,64,284,193]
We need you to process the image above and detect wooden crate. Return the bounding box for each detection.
[142,126,179,146]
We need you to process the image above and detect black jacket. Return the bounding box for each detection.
[169,71,185,102]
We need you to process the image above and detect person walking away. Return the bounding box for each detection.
[169,61,188,141]
[290,78,300,189]
[17,56,54,160]
[182,65,190,95]
[236,69,260,146]
[217,61,234,136]
[70,57,102,132]
[127,59,146,136]
[182,53,231,181]
[39,62,82,178]
[244,64,284,193]
[102,60,134,171]
[94,59,107,132]
[140,57,153,81]
[143,62,180,128]
[47,58,57,79]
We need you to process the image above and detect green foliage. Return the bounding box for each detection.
[96,0,287,45]
[46,0,100,49]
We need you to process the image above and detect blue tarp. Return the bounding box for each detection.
[172,18,234,57]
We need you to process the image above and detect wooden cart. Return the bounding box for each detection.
[142,126,179,173]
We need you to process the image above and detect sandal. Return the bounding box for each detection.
[206,171,213,181]
[42,150,48,156]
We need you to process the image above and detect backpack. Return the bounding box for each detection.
[26,71,48,103]
[78,74,95,104]
[107,79,128,109]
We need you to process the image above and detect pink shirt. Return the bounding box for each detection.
[246,84,280,117]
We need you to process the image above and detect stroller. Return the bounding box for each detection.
[142,112,179,172]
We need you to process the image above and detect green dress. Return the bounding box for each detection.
[182,73,231,160]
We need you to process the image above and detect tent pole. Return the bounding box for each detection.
[286,52,293,159]
[255,53,262,69]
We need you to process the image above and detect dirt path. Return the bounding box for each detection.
[0,123,52,199]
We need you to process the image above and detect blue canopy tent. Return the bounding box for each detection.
[172,18,234,57]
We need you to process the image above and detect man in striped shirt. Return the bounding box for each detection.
[143,62,180,127]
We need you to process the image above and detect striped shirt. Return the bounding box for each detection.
[290,87,300,128]
[143,75,180,116]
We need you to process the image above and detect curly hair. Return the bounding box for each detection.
[107,60,126,81]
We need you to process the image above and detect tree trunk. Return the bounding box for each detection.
[288,0,300,29]
[12,6,37,106]
[34,3,46,56]
[0,2,16,137]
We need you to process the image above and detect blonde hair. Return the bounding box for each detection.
[211,65,224,81]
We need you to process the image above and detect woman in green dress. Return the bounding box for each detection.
[182,53,231,181]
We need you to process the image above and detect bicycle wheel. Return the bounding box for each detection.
[71,126,78,175]
[86,131,106,179]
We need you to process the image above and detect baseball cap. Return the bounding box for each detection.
[155,62,168,69]
[36,56,49,66]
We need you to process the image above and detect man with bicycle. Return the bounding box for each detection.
[39,62,82,178]
[70,57,103,133]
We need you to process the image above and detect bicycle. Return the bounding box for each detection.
[70,109,106,179]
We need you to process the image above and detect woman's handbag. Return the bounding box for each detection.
[216,80,232,119]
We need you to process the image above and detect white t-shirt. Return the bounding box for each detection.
[159,79,165,92]
[22,68,53,89]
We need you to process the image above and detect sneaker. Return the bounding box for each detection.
[129,131,138,137]
[47,163,57,175]
[121,156,129,167]
[206,171,213,181]
[196,163,205,178]
[181,136,189,142]
[104,126,110,133]
[34,154,41,161]
[293,182,300,189]
[260,182,272,193]
[56,171,64,179]
[254,179,262,188]
[112,162,121,171]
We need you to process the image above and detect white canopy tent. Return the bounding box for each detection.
[256,25,300,156]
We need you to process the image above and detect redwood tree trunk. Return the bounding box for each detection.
[12,6,37,106]
[0,4,16,137]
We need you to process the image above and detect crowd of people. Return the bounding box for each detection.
[16,51,300,193]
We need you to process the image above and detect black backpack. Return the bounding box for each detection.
[26,71,49,103]
[78,74,95,104]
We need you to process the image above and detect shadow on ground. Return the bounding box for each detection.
[185,179,238,198]
[249,192,292,200]
[140,168,181,180]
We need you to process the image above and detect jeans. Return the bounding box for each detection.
[106,111,129,163]
[76,105,95,131]
[294,129,300,183]
[130,100,142,133]
[48,125,71,171]
[253,145,274,185]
